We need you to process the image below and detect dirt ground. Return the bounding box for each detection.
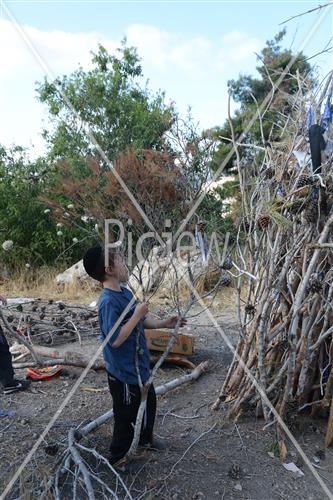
[1,297,333,499]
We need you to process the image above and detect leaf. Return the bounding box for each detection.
[279,439,288,462]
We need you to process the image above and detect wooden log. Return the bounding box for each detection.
[33,345,105,370]
[80,361,209,436]
[13,345,195,371]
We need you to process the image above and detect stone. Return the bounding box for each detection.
[55,260,95,285]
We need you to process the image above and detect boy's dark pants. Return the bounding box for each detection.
[107,373,156,463]
[0,326,15,387]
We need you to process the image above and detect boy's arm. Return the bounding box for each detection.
[111,302,149,348]
[143,314,187,330]
[142,314,167,329]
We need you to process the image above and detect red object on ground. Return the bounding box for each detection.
[26,365,63,381]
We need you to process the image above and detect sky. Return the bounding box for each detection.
[0,0,332,158]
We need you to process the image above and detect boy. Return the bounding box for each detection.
[83,245,186,466]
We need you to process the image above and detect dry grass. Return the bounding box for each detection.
[0,267,100,305]
[0,266,238,313]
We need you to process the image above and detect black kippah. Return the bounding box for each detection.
[83,245,104,281]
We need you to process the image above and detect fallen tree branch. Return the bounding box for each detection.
[80,361,209,437]
[12,345,196,371]
[43,362,209,499]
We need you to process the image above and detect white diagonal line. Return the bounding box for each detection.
[0,3,165,495]
[1,1,330,497]
[181,274,333,499]
[1,1,165,246]
[0,294,137,499]
[174,4,332,241]
[1,252,194,497]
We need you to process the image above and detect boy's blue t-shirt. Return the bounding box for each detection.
[98,286,150,385]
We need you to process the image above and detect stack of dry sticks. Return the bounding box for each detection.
[213,71,333,455]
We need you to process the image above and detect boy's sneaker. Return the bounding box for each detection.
[3,379,31,395]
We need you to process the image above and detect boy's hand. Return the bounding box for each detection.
[0,295,7,306]
[134,302,149,319]
[163,316,187,329]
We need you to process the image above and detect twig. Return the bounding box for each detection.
[163,423,216,480]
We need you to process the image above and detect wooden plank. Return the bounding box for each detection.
[144,329,194,355]
[325,397,333,447]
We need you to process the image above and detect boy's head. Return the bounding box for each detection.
[83,245,128,283]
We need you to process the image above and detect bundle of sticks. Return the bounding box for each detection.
[0,298,99,347]
[213,71,333,454]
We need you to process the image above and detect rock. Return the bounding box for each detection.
[55,260,94,285]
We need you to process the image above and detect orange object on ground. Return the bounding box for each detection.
[26,365,63,380]
[144,329,194,355]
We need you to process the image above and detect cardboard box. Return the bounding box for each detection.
[144,329,194,355]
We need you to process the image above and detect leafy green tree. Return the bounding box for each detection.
[37,40,176,169]
[211,29,313,173]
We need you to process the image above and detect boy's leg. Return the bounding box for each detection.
[107,374,142,463]
[0,326,15,386]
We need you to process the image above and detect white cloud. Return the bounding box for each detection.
[0,18,262,156]
[0,16,261,87]
[126,24,212,75]
[126,24,260,80]
[217,31,261,69]
[125,24,171,70]
[0,19,118,79]
[222,31,247,44]
[169,36,212,74]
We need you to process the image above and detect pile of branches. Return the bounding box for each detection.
[213,71,333,454]
[0,299,103,371]
[0,299,98,347]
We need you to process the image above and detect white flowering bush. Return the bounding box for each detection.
[0,146,91,269]
[2,240,13,251]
